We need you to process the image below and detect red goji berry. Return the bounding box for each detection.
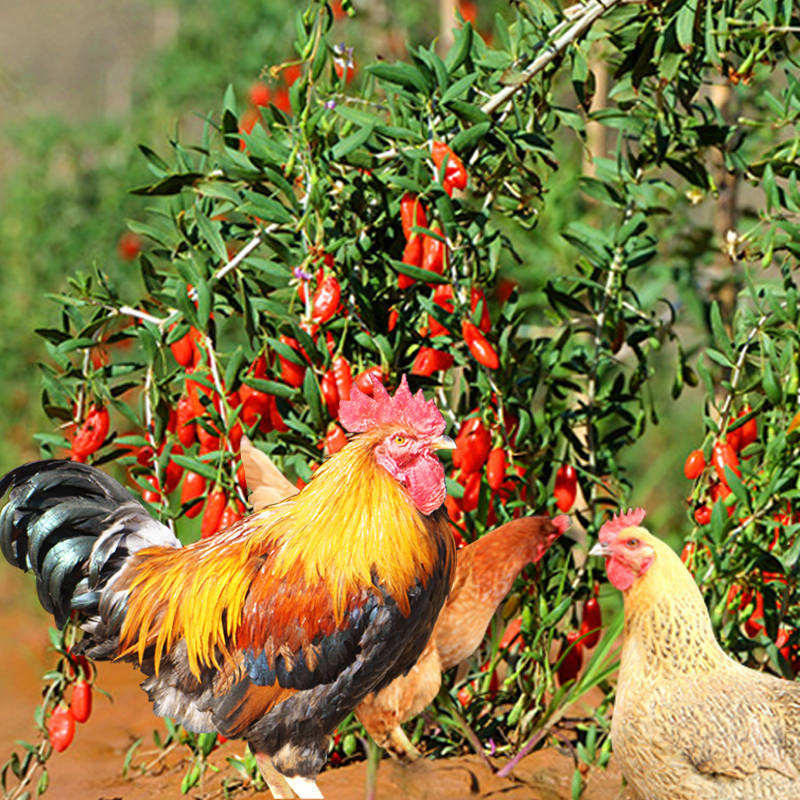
[332,356,353,403]
[712,440,741,485]
[278,335,307,387]
[421,226,447,275]
[311,275,342,323]
[48,705,75,752]
[556,631,583,685]
[579,596,602,649]
[683,449,705,480]
[400,193,427,240]
[486,447,507,490]
[455,418,491,475]
[354,366,384,395]
[431,141,468,190]
[201,490,226,538]
[70,680,92,723]
[461,319,499,369]
[321,369,339,418]
[72,406,110,458]
[326,424,348,455]
[554,465,577,513]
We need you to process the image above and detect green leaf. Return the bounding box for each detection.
[130,173,203,196]
[709,302,732,358]
[331,123,375,160]
[222,83,238,116]
[440,72,478,105]
[194,210,229,264]
[445,21,473,73]
[724,466,749,508]
[675,0,697,51]
[171,454,220,481]
[181,763,201,794]
[367,63,432,94]
[450,121,491,152]
[763,359,782,404]
[244,377,298,399]
[389,258,449,284]
[240,191,294,224]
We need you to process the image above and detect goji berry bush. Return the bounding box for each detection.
[4,0,800,796]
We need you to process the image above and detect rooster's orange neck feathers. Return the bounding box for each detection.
[118,430,445,678]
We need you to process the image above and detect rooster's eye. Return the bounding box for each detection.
[626,538,639,548]
[393,435,407,445]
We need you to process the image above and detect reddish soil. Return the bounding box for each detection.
[0,563,626,799]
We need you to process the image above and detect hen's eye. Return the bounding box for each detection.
[626,538,639,549]
[393,435,407,445]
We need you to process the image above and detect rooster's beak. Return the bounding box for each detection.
[589,541,612,558]
[432,435,456,450]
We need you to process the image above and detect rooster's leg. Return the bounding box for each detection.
[255,753,295,799]
[385,725,421,761]
[284,775,323,798]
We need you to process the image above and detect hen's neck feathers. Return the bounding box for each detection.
[621,532,727,675]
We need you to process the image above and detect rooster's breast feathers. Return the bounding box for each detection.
[120,436,454,742]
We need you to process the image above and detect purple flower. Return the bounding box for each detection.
[293,267,313,281]
[324,99,337,110]
[333,42,355,69]
[486,738,496,756]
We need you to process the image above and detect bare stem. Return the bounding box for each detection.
[480,0,622,117]
[115,305,169,326]
[214,232,267,282]
[717,309,770,430]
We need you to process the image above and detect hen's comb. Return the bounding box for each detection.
[338,374,445,436]
[599,508,646,542]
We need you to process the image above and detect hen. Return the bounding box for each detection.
[591,508,800,800]
[0,376,456,799]
[241,437,567,758]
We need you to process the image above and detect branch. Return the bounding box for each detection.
[480,0,623,116]
[213,231,268,282]
[113,305,169,327]
[717,309,770,428]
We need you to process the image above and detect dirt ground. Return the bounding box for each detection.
[0,563,626,799]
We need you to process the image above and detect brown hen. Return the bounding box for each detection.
[242,437,567,758]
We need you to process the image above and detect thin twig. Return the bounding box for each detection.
[717,309,770,428]
[480,0,623,116]
[214,232,267,282]
[115,305,169,326]
[203,336,229,429]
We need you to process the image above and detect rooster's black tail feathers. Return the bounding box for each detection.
[0,459,179,628]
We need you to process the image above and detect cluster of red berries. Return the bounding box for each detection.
[683,405,758,525]
[47,650,94,753]
[681,406,800,672]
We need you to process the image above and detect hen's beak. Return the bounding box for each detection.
[589,541,612,558]
[432,435,456,450]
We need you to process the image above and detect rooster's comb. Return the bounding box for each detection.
[598,508,647,542]
[338,374,445,437]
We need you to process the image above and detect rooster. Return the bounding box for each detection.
[591,508,800,800]
[0,376,456,799]
[240,437,568,758]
